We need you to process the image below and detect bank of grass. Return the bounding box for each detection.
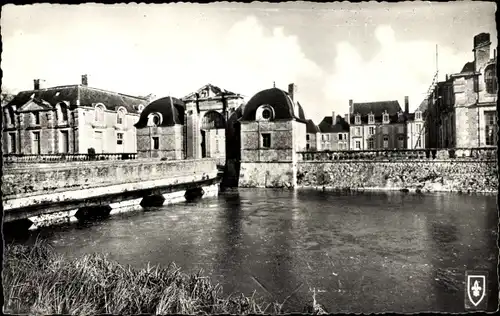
[4,240,301,315]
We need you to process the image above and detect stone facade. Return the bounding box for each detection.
[348,98,409,150]
[182,84,244,160]
[136,124,184,159]
[427,32,497,149]
[297,159,497,193]
[317,113,350,150]
[2,76,146,155]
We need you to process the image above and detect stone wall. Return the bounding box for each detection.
[238,162,295,188]
[2,158,217,199]
[297,160,498,193]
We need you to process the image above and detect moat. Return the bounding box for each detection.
[7,189,498,313]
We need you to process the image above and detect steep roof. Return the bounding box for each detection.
[350,100,404,124]
[318,115,350,133]
[461,61,474,73]
[305,119,320,133]
[6,85,147,113]
[240,87,307,123]
[134,96,185,128]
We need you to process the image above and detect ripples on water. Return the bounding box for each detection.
[8,189,498,313]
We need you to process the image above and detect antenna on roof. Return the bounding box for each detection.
[435,44,439,81]
[273,81,276,88]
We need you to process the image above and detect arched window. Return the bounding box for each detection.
[117,108,126,125]
[485,65,497,94]
[95,104,105,122]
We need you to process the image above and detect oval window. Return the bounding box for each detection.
[262,108,271,119]
[152,115,161,126]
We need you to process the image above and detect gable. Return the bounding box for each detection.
[17,99,52,112]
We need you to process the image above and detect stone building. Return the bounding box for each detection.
[317,112,350,150]
[134,96,186,159]
[2,75,147,155]
[348,97,409,150]
[427,32,497,148]
[406,99,427,149]
[305,119,321,151]
[238,83,308,187]
[181,84,244,159]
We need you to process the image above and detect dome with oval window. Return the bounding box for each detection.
[134,96,185,128]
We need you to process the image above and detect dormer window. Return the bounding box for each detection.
[415,111,422,121]
[257,104,274,121]
[355,114,361,124]
[137,104,145,113]
[95,104,105,122]
[117,108,126,125]
[368,113,375,124]
[148,113,162,126]
[57,103,68,122]
[383,113,389,123]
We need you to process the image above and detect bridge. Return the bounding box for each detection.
[2,157,222,229]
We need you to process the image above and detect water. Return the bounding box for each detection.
[9,189,499,313]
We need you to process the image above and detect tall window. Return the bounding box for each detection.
[485,111,497,146]
[416,123,422,134]
[368,114,374,124]
[152,136,160,150]
[306,143,310,150]
[398,135,405,148]
[58,103,68,122]
[416,137,422,148]
[60,130,69,153]
[117,133,124,145]
[306,134,310,141]
[339,134,343,141]
[32,112,40,125]
[368,138,374,149]
[485,65,497,94]
[9,132,16,153]
[95,105,105,122]
[32,131,41,154]
[355,127,361,136]
[369,126,375,136]
[355,115,361,124]
[262,133,271,148]
[355,140,361,150]
[383,135,389,148]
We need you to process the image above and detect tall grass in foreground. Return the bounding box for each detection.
[3,240,325,315]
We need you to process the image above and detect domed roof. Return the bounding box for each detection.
[134,96,185,128]
[240,88,306,122]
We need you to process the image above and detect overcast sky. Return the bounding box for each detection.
[1,2,497,123]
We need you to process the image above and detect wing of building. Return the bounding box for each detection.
[2,75,148,155]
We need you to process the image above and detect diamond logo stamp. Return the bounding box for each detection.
[465,271,488,309]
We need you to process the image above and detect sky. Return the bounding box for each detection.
[1,1,497,123]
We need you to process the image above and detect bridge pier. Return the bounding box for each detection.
[140,194,166,208]
[74,205,112,221]
[3,218,34,237]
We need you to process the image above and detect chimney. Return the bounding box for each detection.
[344,113,348,122]
[404,96,409,114]
[34,79,40,90]
[288,83,296,102]
[331,111,335,125]
[349,99,354,114]
[473,33,491,72]
[81,74,88,86]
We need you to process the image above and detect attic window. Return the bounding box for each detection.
[137,104,145,113]
[95,105,105,122]
[262,109,271,119]
[30,93,35,99]
[148,113,162,126]
[415,111,422,120]
[355,115,361,124]
[257,105,274,121]
[368,114,374,124]
[55,91,61,97]
[383,113,389,123]
[117,108,126,125]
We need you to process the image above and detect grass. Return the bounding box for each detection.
[3,239,326,315]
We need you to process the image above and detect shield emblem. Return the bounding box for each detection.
[467,275,486,307]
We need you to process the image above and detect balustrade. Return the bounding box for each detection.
[3,153,138,163]
[298,147,497,161]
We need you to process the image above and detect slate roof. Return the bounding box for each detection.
[306,119,320,133]
[134,96,185,128]
[240,87,307,123]
[6,85,147,113]
[318,115,350,133]
[350,100,404,124]
[461,61,474,73]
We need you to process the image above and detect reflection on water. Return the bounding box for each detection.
[9,189,498,313]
